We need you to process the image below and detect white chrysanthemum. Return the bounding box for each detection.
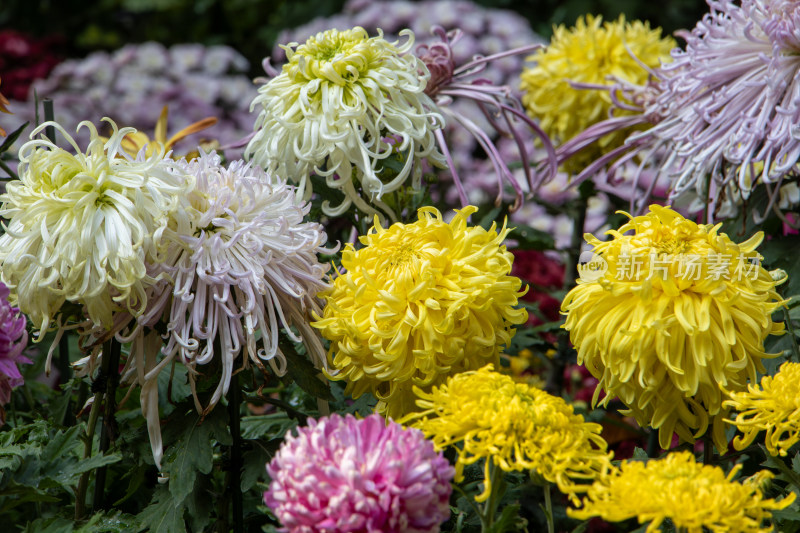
[125,153,331,446]
[245,26,445,219]
[0,119,190,344]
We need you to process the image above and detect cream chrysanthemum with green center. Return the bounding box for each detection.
[571,451,794,532]
[725,361,800,457]
[562,205,786,452]
[245,27,444,219]
[0,119,189,338]
[402,365,612,503]
[520,15,674,172]
[312,206,527,418]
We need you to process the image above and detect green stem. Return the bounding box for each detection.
[783,306,800,363]
[481,460,504,532]
[702,434,714,465]
[75,389,103,520]
[0,159,18,180]
[543,484,555,533]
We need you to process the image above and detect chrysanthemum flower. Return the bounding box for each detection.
[265,413,454,533]
[520,15,674,173]
[312,206,527,418]
[570,451,795,532]
[402,365,612,503]
[0,119,189,345]
[128,151,331,415]
[245,27,444,220]
[557,1,800,219]
[725,361,800,457]
[0,282,29,423]
[415,26,557,209]
[561,205,786,452]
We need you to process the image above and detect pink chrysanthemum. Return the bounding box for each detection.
[558,0,800,220]
[415,26,556,210]
[265,413,454,533]
[0,282,29,420]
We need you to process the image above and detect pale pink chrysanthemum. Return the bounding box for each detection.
[116,151,332,468]
[265,413,454,533]
[558,0,800,220]
[0,281,29,422]
[416,26,557,210]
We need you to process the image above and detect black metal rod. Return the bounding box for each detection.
[92,338,122,510]
[228,373,244,533]
[42,99,55,142]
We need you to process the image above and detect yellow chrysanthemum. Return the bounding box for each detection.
[561,205,786,452]
[0,119,190,339]
[312,206,527,418]
[401,365,612,503]
[520,15,674,172]
[570,451,795,533]
[725,361,800,457]
[245,27,444,219]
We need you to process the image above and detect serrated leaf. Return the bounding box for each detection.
[23,517,75,533]
[792,452,800,474]
[162,406,229,506]
[76,511,140,533]
[488,503,524,533]
[631,447,650,462]
[137,487,186,533]
[240,414,296,440]
[52,452,121,487]
[185,474,213,532]
[241,445,272,492]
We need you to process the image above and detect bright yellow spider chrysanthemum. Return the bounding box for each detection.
[725,361,800,457]
[245,27,444,220]
[520,15,674,172]
[561,205,786,452]
[312,206,527,418]
[570,451,795,532]
[401,365,612,503]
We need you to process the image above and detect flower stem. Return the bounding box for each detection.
[75,389,102,520]
[782,306,800,363]
[228,372,244,533]
[702,434,714,465]
[481,460,504,532]
[543,484,555,533]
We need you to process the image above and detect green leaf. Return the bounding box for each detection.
[280,340,334,401]
[52,452,122,487]
[240,413,296,440]
[23,517,75,533]
[0,121,29,154]
[488,502,526,533]
[137,487,186,533]
[631,447,650,462]
[162,406,230,506]
[241,445,272,492]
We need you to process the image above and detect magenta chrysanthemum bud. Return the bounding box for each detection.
[264,413,454,533]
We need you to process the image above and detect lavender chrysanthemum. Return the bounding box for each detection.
[265,413,454,533]
[558,0,800,219]
[118,152,331,468]
[416,26,556,210]
[0,282,29,422]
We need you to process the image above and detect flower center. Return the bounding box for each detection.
[389,245,419,267]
